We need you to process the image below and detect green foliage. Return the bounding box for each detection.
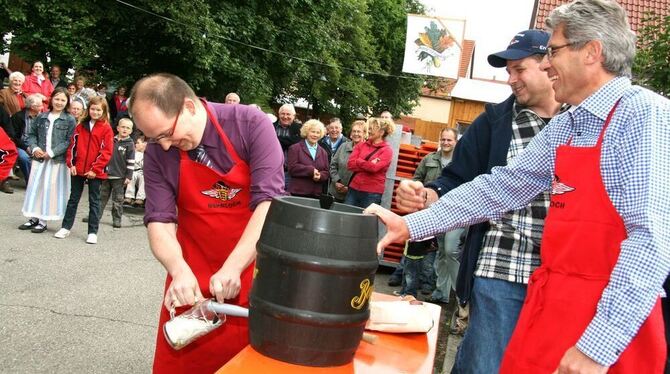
[1,0,426,121]
[633,13,670,97]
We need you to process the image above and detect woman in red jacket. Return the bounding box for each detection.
[21,61,53,108]
[345,117,395,208]
[54,96,114,244]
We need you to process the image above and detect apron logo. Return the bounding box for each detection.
[350,278,373,310]
[0,148,7,164]
[201,181,242,201]
[551,175,575,195]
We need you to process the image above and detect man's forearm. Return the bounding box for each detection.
[147,222,190,277]
[222,200,271,272]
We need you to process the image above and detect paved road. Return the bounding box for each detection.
[0,183,162,373]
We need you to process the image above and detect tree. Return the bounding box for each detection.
[1,0,426,121]
[634,13,670,97]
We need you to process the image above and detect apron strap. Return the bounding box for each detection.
[566,99,621,146]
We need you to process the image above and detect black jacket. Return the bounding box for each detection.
[104,136,135,180]
[273,120,302,152]
[8,108,33,151]
[426,94,516,305]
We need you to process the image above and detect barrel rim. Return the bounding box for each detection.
[273,196,373,217]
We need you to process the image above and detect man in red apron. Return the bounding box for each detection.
[368,1,668,372]
[127,74,284,373]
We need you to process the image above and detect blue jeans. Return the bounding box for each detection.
[16,148,31,184]
[401,255,423,297]
[421,250,436,292]
[390,256,404,281]
[451,277,527,374]
[392,251,436,292]
[61,176,102,234]
[343,187,382,209]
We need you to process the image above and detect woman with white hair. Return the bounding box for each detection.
[0,71,26,116]
[287,119,330,198]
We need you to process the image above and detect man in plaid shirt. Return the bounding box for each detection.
[394,29,563,373]
[370,0,670,371]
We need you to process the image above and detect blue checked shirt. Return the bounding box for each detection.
[404,77,670,366]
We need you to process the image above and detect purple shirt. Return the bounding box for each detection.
[144,102,285,225]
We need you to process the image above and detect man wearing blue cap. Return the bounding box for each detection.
[393,29,562,373]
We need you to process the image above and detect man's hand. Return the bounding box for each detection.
[84,171,96,179]
[209,263,243,303]
[553,346,608,374]
[124,178,131,186]
[395,180,438,213]
[313,168,321,182]
[363,203,410,254]
[164,265,203,310]
[69,166,77,176]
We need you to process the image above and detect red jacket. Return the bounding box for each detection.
[0,127,17,180]
[22,74,54,101]
[66,119,114,179]
[347,139,392,194]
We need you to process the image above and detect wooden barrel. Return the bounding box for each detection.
[249,196,379,367]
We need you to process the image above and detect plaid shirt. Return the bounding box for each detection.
[404,77,670,366]
[475,103,550,284]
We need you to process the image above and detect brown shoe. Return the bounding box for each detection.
[449,304,469,336]
[133,199,145,208]
[0,179,14,194]
[123,198,133,205]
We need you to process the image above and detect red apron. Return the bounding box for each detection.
[153,102,254,373]
[500,102,666,373]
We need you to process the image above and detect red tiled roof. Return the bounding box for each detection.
[421,40,475,99]
[534,0,669,33]
[458,40,476,78]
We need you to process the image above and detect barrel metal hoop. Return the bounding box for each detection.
[250,296,370,327]
[257,243,379,274]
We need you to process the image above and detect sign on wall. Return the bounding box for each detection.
[402,15,466,79]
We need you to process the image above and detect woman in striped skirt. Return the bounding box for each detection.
[19,88,76,233]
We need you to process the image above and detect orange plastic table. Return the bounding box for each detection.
[216,292,441,374]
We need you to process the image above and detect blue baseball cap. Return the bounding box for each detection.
[487,29,550,68]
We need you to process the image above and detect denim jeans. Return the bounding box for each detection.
[61,176,102,234]
[421,250,436,292]
[431,228,465,302]
[400,255,423,297]
[16,148,31,184]
[451,277,527,374]
[389,256,405,281]
[343,187,382,209]
[99,178,125,226]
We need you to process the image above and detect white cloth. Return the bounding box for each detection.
[22,159,71,220]
[365,300,434,333]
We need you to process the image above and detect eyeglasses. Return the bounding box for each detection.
[146,111,180,144]
[547,43,573,59]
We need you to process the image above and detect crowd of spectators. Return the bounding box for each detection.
[0,63,451,297]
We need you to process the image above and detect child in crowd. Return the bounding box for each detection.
[54,96,113,244]
[19,88,76,233]
[125,135,145,207]
[98,118,135,228]
[394,238,436,298]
